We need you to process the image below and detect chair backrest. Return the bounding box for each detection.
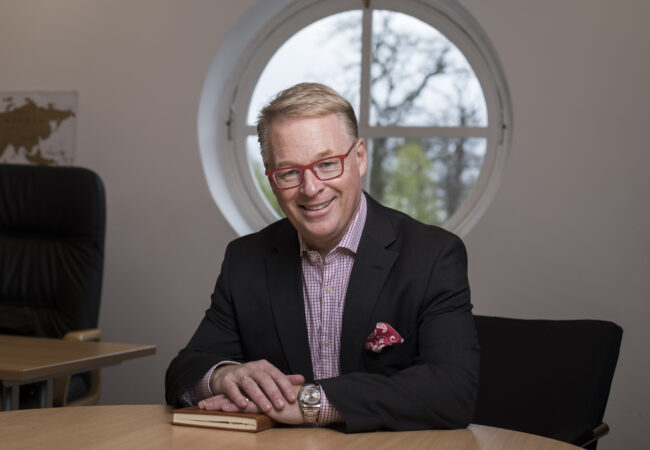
[473,315,622,446]
[0,164,106,338]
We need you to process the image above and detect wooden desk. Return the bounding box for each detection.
[0,335,156,410]
[0,405,580,449]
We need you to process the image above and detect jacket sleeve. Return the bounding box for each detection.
[319,234,480,432]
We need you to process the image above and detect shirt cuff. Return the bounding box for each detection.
[317,385,343,426]
[189,361,241,404]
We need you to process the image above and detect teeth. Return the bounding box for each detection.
[304,200,331,211]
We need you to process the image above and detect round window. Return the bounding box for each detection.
[199,0,512,236]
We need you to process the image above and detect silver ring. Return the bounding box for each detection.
[238,375,251,385]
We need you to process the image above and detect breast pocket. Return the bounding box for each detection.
[362,332,416,375]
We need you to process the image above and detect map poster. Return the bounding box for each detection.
[0,91,78,166]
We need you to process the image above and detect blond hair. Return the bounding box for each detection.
[256,82,358,166]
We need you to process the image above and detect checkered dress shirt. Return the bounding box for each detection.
[300,194,367,425]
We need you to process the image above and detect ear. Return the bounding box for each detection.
[355,138,368,177]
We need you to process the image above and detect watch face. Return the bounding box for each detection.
[300,385,321,405]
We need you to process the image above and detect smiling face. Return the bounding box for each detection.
[267,114,367,256]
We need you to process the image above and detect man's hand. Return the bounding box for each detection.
[202,359,304,414]
[199,385,304,425]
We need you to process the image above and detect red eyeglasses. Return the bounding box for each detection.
[265,141,357,190]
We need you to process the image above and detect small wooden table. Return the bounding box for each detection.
[0,405,581,449]
[0,334,156,410]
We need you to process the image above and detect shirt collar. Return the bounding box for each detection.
[299,193,367,256]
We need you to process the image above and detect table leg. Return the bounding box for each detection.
[37,378,54,408]
[2,383,20,411]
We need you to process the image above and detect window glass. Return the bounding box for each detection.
[368,137,486,224]
[369,10,487,127]
[247,11,363,126]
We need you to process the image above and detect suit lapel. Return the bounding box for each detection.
[266,222,314,379]
[340,195,398,373]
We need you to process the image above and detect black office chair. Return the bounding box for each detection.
[0,163,106,407]
[472,315,622,449]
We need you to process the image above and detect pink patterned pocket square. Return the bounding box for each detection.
[365,322,405,353]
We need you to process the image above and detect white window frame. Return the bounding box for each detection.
[198,0,512,237]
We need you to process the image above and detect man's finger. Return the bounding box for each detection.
[255,371,291,409]
[223,375,255,409]
[269,370,303,404]
[239,376,273,413]
[255,362,301,403]
[198,394,230,410]
[287,374,306,385]
[251,360,300,407]
[221,397,262,414]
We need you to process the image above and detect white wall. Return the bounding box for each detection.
[1,1,647,449]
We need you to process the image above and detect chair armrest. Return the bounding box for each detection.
[53,328,103,406]
[579,422,609,448]
[62,328,102,342]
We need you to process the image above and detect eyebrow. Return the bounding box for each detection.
[276,149,334,168]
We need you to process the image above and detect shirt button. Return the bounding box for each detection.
[325,286,333,294]
[323,339,330,347]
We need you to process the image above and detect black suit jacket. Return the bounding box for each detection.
[165,194,479,432]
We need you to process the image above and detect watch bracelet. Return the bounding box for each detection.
[303,407,320,423]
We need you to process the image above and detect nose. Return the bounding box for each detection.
[301,168,324,196]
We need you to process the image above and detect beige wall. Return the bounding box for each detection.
[462,3,650,449]
[1,1,648,449]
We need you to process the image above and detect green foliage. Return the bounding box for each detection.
[382,140,443,225]
[252,162,284,217]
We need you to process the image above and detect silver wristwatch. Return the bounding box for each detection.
[298,383,321,424]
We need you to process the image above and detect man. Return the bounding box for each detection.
[165,82,479,432]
